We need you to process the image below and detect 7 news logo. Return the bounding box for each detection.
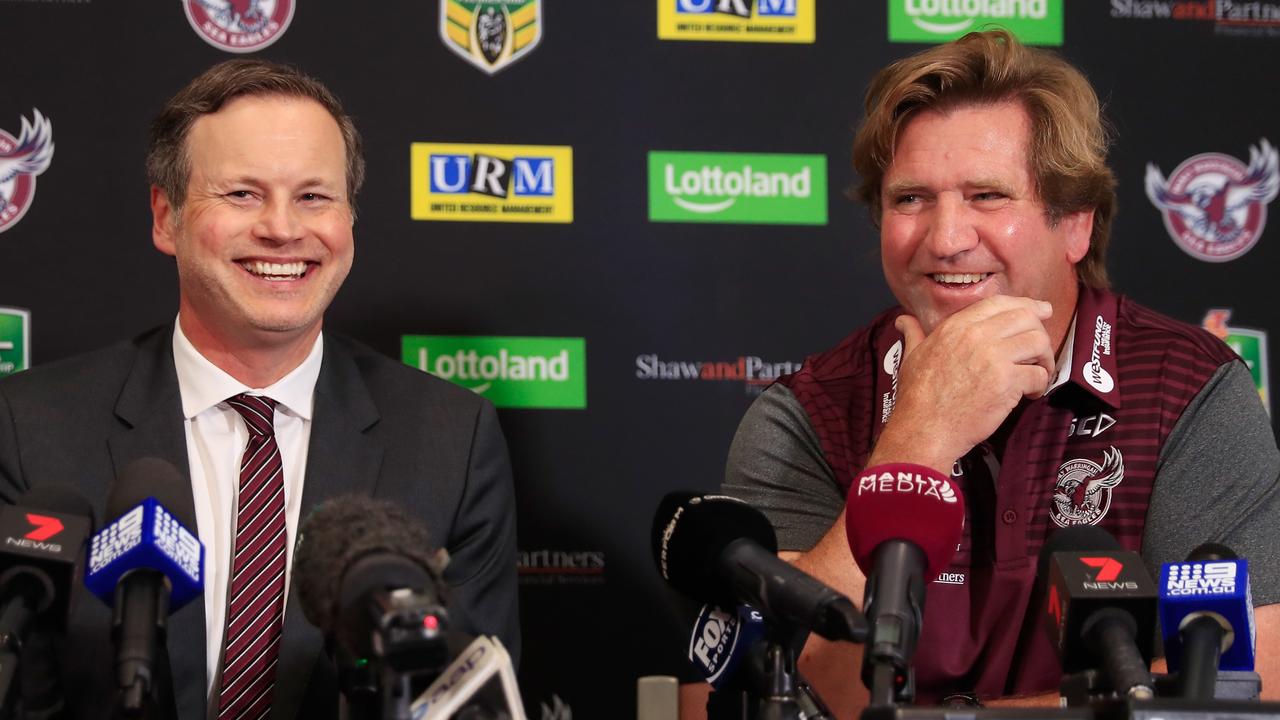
[411,142,573,223]
[1080,556,1139,591]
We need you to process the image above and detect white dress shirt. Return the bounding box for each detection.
[170,318,323,695]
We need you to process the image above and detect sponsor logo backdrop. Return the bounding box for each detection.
[1,2,1276,715]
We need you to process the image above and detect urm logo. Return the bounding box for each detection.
[429,154,554,198]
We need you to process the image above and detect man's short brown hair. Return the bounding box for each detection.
[852,29,1116,288]
[146,59,365,212]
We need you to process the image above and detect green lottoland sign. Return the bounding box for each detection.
[0,307,30,377]
[1224,329,1271,416]
[402,335,586,409]
[648,151,827,225]
[888,0,1064,46]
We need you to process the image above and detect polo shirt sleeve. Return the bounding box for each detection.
[1143,360,1280,605]
[722,383,845,552]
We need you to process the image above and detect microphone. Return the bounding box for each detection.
[650,493,866,643]
[296,494,481,718]
[409,635,527,720]
[844,463,966,706]
[686,604,766,690]
[1041,525,1157,700]
[0,485,94,715]
[1158,543,1256,699]
[83,457,204,715]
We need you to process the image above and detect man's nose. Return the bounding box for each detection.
[254,198,302,244]
[924,194,979,258]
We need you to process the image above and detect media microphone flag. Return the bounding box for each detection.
[410,635,526,720]
[687,604,766,690]
[83,497,203,609]
[1159,554,1255,673]
[0,487,93,627]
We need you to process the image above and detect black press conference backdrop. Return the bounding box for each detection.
[2,2,1278,716]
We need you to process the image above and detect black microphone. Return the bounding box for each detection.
[1041,525,1158,700]
[294,495,453,717]
[650,492,866,644]
[84,458,203,717]
[0,484,94,716]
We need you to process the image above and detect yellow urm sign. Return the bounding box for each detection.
[410,142,573,223]
[658,0,815,43]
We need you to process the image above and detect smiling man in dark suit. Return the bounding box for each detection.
[0,59,518,719]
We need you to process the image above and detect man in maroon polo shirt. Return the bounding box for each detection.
[687,29,1280,716]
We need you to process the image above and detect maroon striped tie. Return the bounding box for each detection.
[217,394,287,720]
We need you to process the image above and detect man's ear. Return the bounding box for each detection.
[1063,208,1095,264]
[151,186,178,257]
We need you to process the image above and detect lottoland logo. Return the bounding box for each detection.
[402,335,586,409]
[648,151,826,225]
[410,142,573,223]
[888,0,1064,46]
[0,307,30,377]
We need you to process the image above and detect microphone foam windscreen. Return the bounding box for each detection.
[108,457,193,527]
[294,494,441,635]
[21,484,94,527]
[650,492,777,605]
[844,463,965,581]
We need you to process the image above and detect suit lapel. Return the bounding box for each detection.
[273,336,382,719]
[105,325,209,720]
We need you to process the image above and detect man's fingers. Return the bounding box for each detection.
[1014,363,1052,399]
[1000,329,1056,377]
[896,314,926,356]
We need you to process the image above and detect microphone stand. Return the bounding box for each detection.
[861,542,925,707]
[747,624,835,720]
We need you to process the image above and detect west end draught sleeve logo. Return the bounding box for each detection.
[402,335,586,409]
[648,151,826,225]
[888,0,1064,46]
[658,0,815,43]
[411,143,573,223]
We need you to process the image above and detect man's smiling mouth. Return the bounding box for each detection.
[240,260,308,280]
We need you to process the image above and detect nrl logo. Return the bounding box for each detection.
[1051,447,1124,528]
[0,110,54,235]
[440,0,542,75]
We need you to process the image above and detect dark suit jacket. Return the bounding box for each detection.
[0,325,520,719]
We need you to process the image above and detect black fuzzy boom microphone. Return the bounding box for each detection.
[294,495,451,718]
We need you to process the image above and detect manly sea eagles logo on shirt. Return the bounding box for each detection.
[1051,446,1125,527]
[1145,139,1279,263]
[0,110,54,235]
[184,0,295,53]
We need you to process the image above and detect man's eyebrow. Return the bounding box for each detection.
[883,180,928,197]
[964,177,1018,194]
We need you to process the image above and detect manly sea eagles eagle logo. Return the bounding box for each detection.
[1146,139,1279,263]
[0,110,54,235]
[184,0,296,53]
[1051,446,1125,527]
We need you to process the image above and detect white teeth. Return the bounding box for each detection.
[242,260,306,279]
[931,273,988,285]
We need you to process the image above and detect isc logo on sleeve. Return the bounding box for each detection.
[411,143,573,223]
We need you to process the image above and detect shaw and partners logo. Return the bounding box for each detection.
[518,549,605,585]
[411,143,573,223]
[403,335,586,409]
[648,151,826,225]
[1111,0,1280,37]
[635,354,802,395]
[658,0,815,43]
[0,307,30,377]
[888,0,1064,45]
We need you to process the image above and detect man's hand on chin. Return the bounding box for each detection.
[870,295,1057,475]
